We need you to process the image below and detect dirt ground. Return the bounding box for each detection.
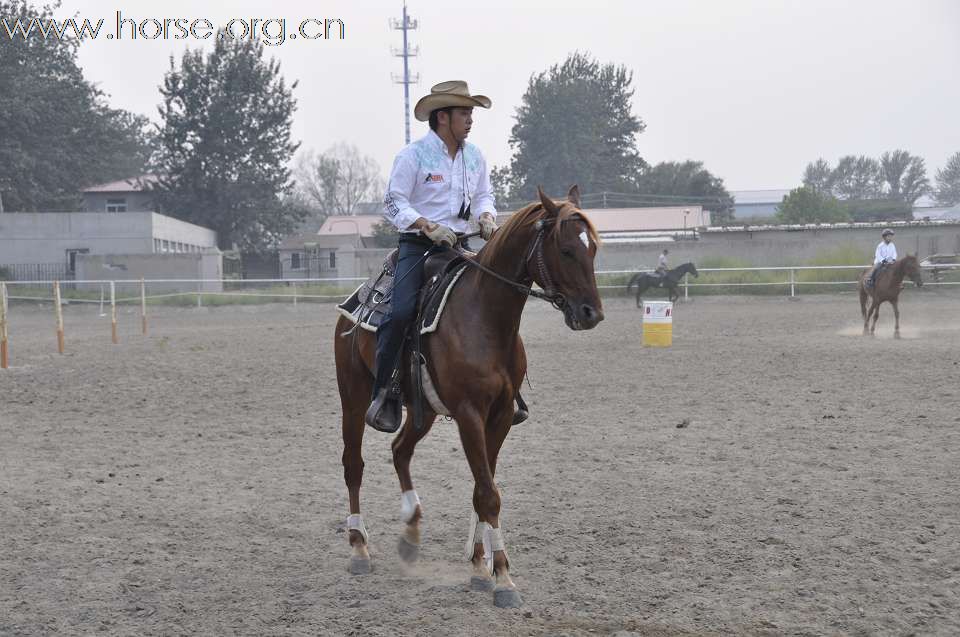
[2,290,959,636]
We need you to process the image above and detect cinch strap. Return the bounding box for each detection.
[400,489,421,524]
[346,513,368,543]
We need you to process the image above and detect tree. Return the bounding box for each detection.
[496,52,646,201]
[830,155,882,200]
[294,143,383,220]
[879,150,928,204]
[802,158,834,194]
[0,0,151,211]
[637,161,734,224]
[151,33,301,251]
[370,218,399,248]
[934,151,960,206]
[776,187,850,224]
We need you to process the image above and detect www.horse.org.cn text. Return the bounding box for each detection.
[0,12,346,46]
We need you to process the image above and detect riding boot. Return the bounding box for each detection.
[365,318,408,433]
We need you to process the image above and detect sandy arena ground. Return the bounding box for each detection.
[2,290,959,636]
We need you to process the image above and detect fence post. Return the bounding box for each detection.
[684,274,689,301]
[790,269,796,298]
[1,281,8,369]
[54,280,64,354]
[292,281,298,308]
[110,281,118,344]
[196,280,202,308]
[140,278,148,335]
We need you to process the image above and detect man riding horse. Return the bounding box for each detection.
[866,228,897,288]
[367,81,499,433]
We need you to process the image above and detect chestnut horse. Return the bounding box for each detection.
[857,254,923,338]
[333,186,603,608]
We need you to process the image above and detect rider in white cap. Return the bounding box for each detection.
[867,228,897,288]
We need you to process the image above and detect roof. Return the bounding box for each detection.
[730,189,791,205]
[280,233,361,250]
[705,219,960,233]
[578,206,708,232]
[318,215,382,237]
[83,174,159,193]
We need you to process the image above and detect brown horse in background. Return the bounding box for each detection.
[857,254,923,338]
[333,185,603,608]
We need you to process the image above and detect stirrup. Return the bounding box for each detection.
[365,387,403,433]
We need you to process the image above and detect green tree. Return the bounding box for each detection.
[802,158,834,194]
[830,155,882,200]
[0,0,151,211]
[151,33,301,250]
[637,161,734,224]
[776,186,850,224]
[934,151,960,206]
[370,218,399,248]
[879,149,928,204]
[294,143,383,220]
[496,52,646,201]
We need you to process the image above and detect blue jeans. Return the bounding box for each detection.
[372,236,434,397]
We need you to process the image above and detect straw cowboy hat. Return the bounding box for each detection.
[413,80,491,122]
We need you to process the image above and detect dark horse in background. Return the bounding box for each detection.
[858,254,923,338]
[333,186,603,609]
[626,262,698,307]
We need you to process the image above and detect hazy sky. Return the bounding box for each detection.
[57,0,960,192]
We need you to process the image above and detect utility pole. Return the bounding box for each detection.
[390,3,420,145]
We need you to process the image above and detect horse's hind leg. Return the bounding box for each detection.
[392,411,436,564]
[870,300,882,336]
[859,285,870,333]
[336,318,374,574]
[892,300,901,339]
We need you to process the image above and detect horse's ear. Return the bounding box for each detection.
[567,184,581,208]
[537,185,559,219]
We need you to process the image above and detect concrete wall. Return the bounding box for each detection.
[0,212,218,267]
[76,252,223,293]
[0,212,154,264]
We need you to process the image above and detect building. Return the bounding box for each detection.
[0,211,217,280]
[278,215,383,279]
[730,189,791,220]
[81,175,159,213]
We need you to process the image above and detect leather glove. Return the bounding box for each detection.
[479,213,498,241]
[423,222,458,247]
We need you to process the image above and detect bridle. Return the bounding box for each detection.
[455,213,586,313]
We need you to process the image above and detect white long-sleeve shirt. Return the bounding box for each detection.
[382,130,496,234]
[874,241,897,265]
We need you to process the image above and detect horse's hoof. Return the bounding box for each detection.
[349,557,371,575]
[397,536,420,564]
[493,587,523,608]
[470,575,494,592]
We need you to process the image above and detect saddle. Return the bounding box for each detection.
[336,248,467,334]
[337,247,529,429]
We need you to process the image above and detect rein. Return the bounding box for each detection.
[455,218,568,312]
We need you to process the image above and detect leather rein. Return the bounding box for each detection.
[454,216,578,312]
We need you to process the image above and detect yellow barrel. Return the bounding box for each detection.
[642,301,673,347]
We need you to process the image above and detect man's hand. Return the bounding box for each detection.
[479,212,498,241]
[423,222,458,247]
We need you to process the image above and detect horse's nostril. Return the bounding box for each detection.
[581,304,599,322]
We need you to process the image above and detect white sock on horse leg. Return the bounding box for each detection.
[400,489,421,524]
[464,511,484,560]
[482,524,505,574]
[346,514,368,543]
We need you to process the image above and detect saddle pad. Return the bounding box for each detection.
[336,261,468,336]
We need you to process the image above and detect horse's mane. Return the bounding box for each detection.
[478,199,600,268]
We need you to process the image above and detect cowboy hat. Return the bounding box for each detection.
[881,228,895,236]
[413,80,491,122]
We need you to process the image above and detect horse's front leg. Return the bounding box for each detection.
[457,404,522,608]
[892,299,901,339]
[392,411,435,564]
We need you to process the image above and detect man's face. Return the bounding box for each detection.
[440,107,473,142]
[884,235,893,243]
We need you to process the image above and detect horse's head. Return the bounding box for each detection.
[685,262,699,278]
[534,185,604,330]
[902,254,923,287]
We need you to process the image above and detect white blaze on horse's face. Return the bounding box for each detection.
[579,230,590,250]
